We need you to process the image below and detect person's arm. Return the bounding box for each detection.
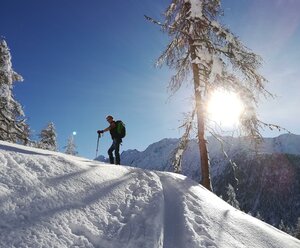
[98,122,116,134]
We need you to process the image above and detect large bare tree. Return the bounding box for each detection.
[146,0,273,191]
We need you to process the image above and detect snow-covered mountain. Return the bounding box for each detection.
[120,134,300,175]
[1,141,299,247]
[114,134,300,229]
[118,134,300,186]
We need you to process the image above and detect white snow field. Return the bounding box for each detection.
[0,141,299,248]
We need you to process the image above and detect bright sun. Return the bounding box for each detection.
[207,89,244,128]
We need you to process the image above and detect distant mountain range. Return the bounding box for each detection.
[96,133,300,229]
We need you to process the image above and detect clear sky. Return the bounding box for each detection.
[1,0,299,159]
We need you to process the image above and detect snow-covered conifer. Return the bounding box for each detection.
[38,122,57,151]
[255,211,264,221]
[0,39,29,144]
[279,219,293,235]
[279,220,287,231]
[226,184,240,210]
[64,135,78,155]
[147,0,275,190]
[295,217,300,240]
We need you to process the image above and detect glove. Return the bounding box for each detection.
[97,130,104,134]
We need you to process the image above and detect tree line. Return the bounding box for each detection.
[0,39,77,155]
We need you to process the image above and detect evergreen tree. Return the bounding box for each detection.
[278,219,293,236]
[295,217,300,240]
[279,219,287,231]
[0,39,29,144]
[255,212,264,222]
[146,0,275,190]
[64,135,78,156]
[38,122,57,151]
[226,183,240,210]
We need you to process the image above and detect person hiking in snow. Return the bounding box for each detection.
[97,115,122,165]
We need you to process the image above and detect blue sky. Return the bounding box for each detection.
[1,0,299,159]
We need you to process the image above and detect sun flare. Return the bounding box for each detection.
[207,90,244,127]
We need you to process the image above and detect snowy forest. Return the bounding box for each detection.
[0,40,76,154]
[1,0,300,247]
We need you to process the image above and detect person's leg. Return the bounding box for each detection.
[114,139,121,165]
[108,142,115,164]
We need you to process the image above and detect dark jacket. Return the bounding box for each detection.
[109,121,119,140]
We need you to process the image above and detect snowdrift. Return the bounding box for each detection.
[0,141,299,248]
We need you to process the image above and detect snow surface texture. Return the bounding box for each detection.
[1,141,299,248]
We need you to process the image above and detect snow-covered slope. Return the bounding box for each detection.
[1,141,299,248]
[118,134,300,228]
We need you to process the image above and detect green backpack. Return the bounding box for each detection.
[115,120,126,138]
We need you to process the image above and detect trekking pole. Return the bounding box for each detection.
[96,133,101,158]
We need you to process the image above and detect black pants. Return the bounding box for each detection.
[108,138,121,165]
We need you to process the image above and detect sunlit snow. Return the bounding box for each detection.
[0,141,299,248]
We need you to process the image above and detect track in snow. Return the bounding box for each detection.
[156,172,216,248]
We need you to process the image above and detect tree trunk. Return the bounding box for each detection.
[189,39,212,191]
